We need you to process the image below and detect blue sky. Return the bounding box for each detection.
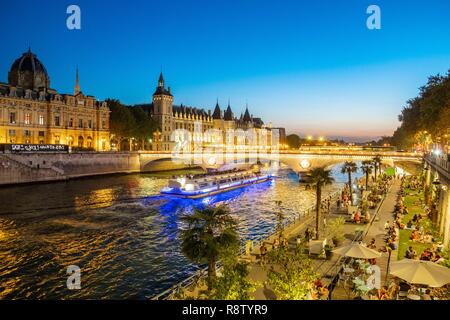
[1,0,449,140]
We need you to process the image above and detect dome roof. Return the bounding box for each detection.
[8,48,50,90]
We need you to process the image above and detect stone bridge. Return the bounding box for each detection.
[138,150,422,172]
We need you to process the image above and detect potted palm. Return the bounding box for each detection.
[324,244,333,260]
[326,217,345,247]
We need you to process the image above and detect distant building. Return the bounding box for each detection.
[140,73,279,151]
[271,127,287,149]
[0,48,110,150]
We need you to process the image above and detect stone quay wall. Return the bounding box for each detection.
[0,152,190,186]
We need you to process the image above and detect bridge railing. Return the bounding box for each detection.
[425,153,450,181]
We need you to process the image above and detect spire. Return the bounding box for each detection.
[158,72,165,88]
[243,104,252,122]
[224,99,233,121]
[212,100,222,119]
[74,66,81,95]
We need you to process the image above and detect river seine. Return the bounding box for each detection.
[0,163,362,299]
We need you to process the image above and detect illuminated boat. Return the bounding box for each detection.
[160,169,273,199]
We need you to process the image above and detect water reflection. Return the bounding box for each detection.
[0,164,363,299]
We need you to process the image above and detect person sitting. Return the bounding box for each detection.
[421,289,432,300]
[364,211,371,223]
[405,246,417,259]
[387,239,397,251]
[433,254,445,264]
[410,230,420,241]
[406,220,414,229]
[420,248,432,261]
[353,211,361,223]
[368,238,376,249]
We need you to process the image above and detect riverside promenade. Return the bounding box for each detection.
[159,177,401,300]
[248,178,400,300]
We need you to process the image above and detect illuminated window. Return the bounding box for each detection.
[24,113,31,125]
[39,115,44,125]
[9,112,16,124]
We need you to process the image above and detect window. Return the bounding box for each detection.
[79,119,83,128]
[9,112,16,124]
[102,120,106,129]
[24,113,31,125]
[38,131,45,137]
[88,120,92,129]
[9,129,16,136]
[39,115,44,125]
[54,115,60,126]
[69,118,73,127]
[24,130,31,136]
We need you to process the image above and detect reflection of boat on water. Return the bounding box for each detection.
[160,168,273,199]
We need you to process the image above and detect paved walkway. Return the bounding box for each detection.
[331,178,400,299]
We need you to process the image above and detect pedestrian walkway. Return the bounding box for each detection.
[331,178,400,299]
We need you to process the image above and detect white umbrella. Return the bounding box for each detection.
[390,259,450,287]
[332,243,382,259]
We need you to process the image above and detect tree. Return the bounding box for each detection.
[360,160,373,190]
[107,99,136,150]
[206,244,257,300]
[130,106,158,150]
[180,205,239,290]
[372,155,382,181]
[389,70,450,149]
[341,161,357,205]
[286,134,301,149]
[266,246,319,300]
[307,167,334,239]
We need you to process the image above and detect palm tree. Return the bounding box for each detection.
[372,155,382,181]
[360,160,373,190]
[180,204,239,290]
[308,167,334,240]
[341,161,357,205]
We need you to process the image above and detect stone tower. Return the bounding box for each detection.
[152,72,174,151]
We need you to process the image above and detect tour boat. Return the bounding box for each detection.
[160,168,273,199]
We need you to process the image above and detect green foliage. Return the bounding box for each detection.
[207,260,258,300]
[391,70,450,149]
[286,134,301,149]
[325,217,345,242]
[180,205,239,289]
[107,99,136,138]
[266,246,319,300]
[107,99,158,150]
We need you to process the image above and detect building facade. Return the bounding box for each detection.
[0,49,110,151]
[145,73,281,151]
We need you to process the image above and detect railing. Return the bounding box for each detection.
[149,188,343,300]
[425,153,450,182]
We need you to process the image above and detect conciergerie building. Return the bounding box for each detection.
[140,72,283,152]
[0,48,110,150]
